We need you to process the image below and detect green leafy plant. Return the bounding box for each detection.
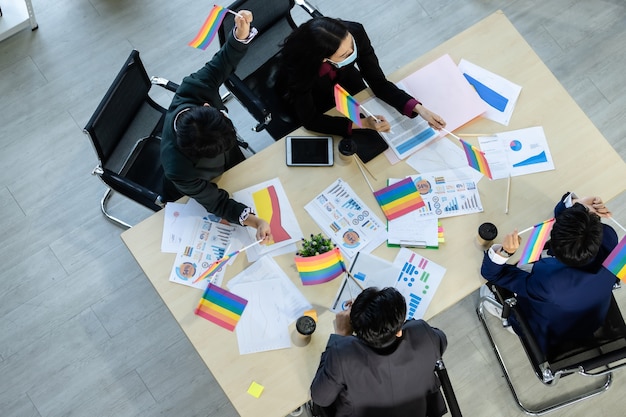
[297,233,335,257]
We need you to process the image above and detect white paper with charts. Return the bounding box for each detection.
[392,248,446,320]
[232,177,303,261]
[304,178,388,261]
[477,126,555,180]
[407,170,483,218]
[330,252,401,313]
[168,217,235,289]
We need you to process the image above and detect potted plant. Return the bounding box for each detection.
[295,233,345,286]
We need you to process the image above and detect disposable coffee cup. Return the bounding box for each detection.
[337,138,357,162]
[296,315,316,337]
[477,222,498,247]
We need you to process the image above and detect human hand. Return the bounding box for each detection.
[234,10,253,40]
[334,301,353,336]
[362,115,391,132]
[574,196,611,218]
[500,230,521,256]
[254,218,272,244]
[414,104,446,130]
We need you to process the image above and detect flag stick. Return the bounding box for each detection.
[518,218,555,235]
[193,239,263,283]
[505,174,511,214]
[610,217,626,233]
[441,127,462,141]
[353,152,377,181]
[353,155,375,192]
[226,8,244,18]
[360,105,394,134]
[456,133,495,137]
[345,269,366,291]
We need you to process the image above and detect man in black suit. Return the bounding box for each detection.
[310,287,448,417]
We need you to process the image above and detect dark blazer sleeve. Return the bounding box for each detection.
[481,251,533,298]
[310,334,346,407]
[349,22,414,114]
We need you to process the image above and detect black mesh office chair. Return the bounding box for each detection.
[217,0,322,140]
[84,50,179,229]
[478,284,626,415]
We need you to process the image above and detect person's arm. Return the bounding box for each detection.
[481,230,531,296]
[310,335,345,407]
[291,85,354,136]
[557,192,612,218]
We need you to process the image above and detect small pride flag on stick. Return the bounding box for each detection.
[460,139,493,179]
[193,239,263,284]
[334,84,362,127]
[188,5,237,50]
[374,177,425,220]
[603,236,626,280]
[518,218,555,264]
[195,283,248,331]
[295,247,346,286]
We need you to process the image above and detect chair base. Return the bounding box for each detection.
[477,296,612,415]
[100,188,133,229]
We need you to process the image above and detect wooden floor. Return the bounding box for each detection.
[0,0,625,416]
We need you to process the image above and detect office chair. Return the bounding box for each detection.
[84,50,176,229]
[218,0,322,140]
[477,284,626,415]
[84,50,256,229]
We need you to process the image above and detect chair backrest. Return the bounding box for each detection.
[84,50,164,173]
[218,0,297,80]
[503,288,626,383]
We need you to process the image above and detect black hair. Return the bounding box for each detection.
[350,287,406,348]
[280,17,349,92]
[550,202,603,267]
[175,106,237,159]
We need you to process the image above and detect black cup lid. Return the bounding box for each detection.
[478,222,498,240]
[296,315,316,335]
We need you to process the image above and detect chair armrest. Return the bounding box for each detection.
[101,170,164,211]
[151,76,179,93]
[295,0,323,17]
[225,75,270,123]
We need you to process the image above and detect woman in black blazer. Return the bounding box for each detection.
[277,17,446,137]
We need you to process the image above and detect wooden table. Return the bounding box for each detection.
[121,11,626,417]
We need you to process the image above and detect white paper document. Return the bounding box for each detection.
[304,178,388,261]
[232,177,303,260]
[478,126,555,179]
[361,96,438,160]
[458,59,522,126]
[228,256,312,355]
[392,248,446,320]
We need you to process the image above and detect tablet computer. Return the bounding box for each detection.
[286,136,334,167]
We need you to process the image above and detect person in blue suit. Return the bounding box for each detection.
[481,192,618,355]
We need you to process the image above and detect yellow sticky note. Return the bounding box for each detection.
[304,309,318,322]
[247,381,264,398]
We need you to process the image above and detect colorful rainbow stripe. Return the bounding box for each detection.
[334,84,362,127]
[460,139,493,179]
[295,247,346,286]
[193,257,229,284]
[518,218,555,264]
[188,5,229,50]
[195,283,247,331]
[374,177,425,220]
[603,236,626,280]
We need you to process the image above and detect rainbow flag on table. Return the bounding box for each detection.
[518,218,555,264]
[334,84,362,127]
[374,177,425,220]
[460,139,493,179]
[188,5,229,50]
[295,247,346,286]
[195,283,247,331]
[603,236,626,280]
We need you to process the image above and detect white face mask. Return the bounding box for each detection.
[327,37,357,68]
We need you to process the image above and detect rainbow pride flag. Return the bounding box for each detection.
[295,247,346,286]
[188,5,229,50]
[603,236,626,280]
[195,283,247,331]
[518,218,555,264]
[460,139,493,179]
[374,177,425,220]
[334,84,362,127]
[193,257,228,284]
